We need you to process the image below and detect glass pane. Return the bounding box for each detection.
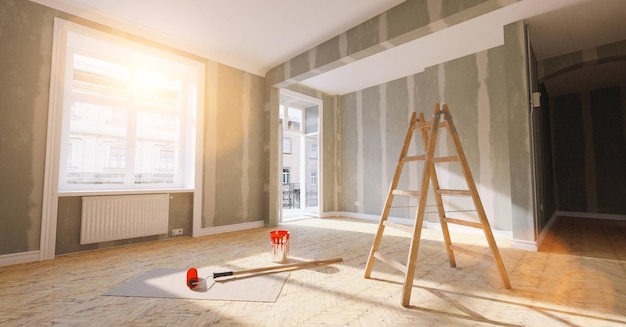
[305,105,319,134]
[287,107,302,131]
[66,102,127,185]
[135,70,182,109]
[72,54,130,101]
[305,134,319,207]
[134,111,179,184]
[283,137,291,154]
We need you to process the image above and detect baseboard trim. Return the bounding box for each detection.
[535,212,558,251]
[320,211,342,218]
[556,211,626,221]
[511,239,538,251]
[196,220,265,237]
[0,250,41,267]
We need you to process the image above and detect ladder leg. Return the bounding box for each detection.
[401,105,442,307]
[401,202,427,306]
[442,104,511,289]
[418,111,456,268]
[364,112,418,278]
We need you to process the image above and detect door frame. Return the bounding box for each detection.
[278,89,323,222]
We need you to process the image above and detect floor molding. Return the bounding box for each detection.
[535,212,558,251]
[556,211,626,221]
[511,239,538,252]
[0,250,41,267]
[196,220,265,237]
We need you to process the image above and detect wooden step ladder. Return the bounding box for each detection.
[364,103,511,307]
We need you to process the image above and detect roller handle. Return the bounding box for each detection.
[219,257,343,278]
[213,271,234,278]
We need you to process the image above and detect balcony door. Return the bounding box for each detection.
[279,90,322,222]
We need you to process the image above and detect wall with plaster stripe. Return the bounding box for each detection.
[338,43,516,232]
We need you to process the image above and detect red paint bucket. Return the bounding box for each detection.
[269,230,290,263]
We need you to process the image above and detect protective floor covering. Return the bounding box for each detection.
[104,267,289,302]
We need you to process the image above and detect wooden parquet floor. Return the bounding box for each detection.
[1,216,625,326]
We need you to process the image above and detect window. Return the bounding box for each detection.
[310,143,318,159]
[50,19,204,192]
[158,149,176,171]
[283,137,291,154]
[283,168,290,183]
[106,145,126,169]
[67,138,83,169]
[288,121,300,131]
[287,107,302,132]
[310,171,317,185]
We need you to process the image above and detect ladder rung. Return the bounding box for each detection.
[433,155,459,163]
[384,220,414,234]
[402,155,425,162]
[413,121,432,130]
[437,189,472,196]
[392,189,420,197]
[374,252,407,273]
[444,217,483,229]
[402,155,458,163]
[413,120,449,131]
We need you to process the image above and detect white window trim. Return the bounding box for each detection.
[40,18,205,260]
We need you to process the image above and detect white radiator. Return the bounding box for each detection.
[80,194,170,244]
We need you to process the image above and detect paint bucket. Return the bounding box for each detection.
[269,230,290,263]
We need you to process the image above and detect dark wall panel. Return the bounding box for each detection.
[590,87,626,213]
[552,94,587,211]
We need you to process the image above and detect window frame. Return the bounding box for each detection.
[49,18,205,194]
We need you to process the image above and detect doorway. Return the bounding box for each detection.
[279,89,322,222]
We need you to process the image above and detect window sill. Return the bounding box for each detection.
[57,188,195,197]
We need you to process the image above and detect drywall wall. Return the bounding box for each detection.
[204,64,265,228]
[538,39,626,87]
[0,0,266,258]
[338,45,515,232]
[503,21,533,242]
[0,0,55,256]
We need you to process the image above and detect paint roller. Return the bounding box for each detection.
[186,257,343,290]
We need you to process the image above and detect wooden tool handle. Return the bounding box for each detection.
[213,257,343,278]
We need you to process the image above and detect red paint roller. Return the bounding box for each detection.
[186,267,199,288]
[186,257,342,289]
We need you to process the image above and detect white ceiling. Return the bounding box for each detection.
[32,0,626,95]
[32,0,405,76]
